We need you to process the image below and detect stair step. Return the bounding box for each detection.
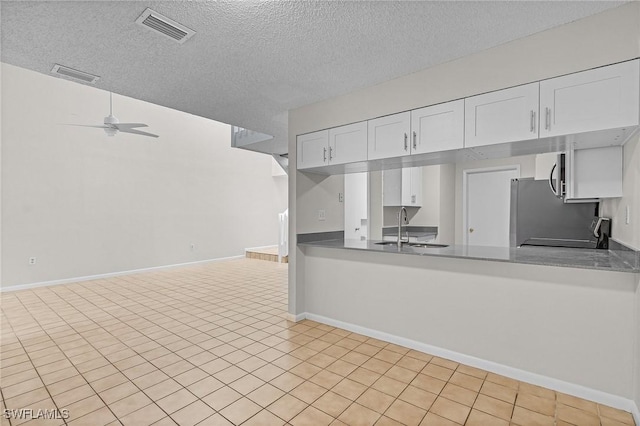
[246,248,288,263]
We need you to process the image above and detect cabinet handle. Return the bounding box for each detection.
[530,110,536,133]
[323,147,327,162]
[404,133,408,151]
[545,107,551,130]
[412,131,417,150]
[329,146,333,160]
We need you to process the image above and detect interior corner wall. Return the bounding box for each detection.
[295,171,344,234]
[1,63,288,288]
[601,134,640,250]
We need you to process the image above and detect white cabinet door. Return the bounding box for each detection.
[383,167,422,207]
[465,83,539,148]
[566,147,622,200]
[540,60,640,137]
[367,112,411,160]
[328,121,367,165]
[411,100,464,154]
[297,130,329,169]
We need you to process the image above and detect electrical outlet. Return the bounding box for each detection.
[318,209,326,221]
[339,193,344,203]
[29,257,37,265]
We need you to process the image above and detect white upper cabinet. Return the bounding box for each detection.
[368,112,411,160]
[464,83,539,148]
[297,130,329,169]
[566,146,623,201]
[411,100,464,154]
[328,121,368,166]
[297,123,367,169]
[298,59,639,173]
[540,60,640,138]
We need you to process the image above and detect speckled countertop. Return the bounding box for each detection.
[298,239,640,273]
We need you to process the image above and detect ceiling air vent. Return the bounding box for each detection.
[51,64,100,84]
[135,8,195,44]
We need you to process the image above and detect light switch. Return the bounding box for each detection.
[318,209,326,221]
[626,205,630,224]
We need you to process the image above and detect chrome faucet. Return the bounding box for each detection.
[397,207,409,248]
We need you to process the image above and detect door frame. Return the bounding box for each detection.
[462,165,520,245]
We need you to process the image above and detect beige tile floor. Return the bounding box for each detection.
[0,258,636,426]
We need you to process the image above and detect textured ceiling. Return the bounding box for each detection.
[0,1,626,154]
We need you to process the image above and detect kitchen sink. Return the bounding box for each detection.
[375,241,448,248]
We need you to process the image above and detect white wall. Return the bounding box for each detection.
[1,63,287,288]
[636,278,640,412]
[438,164,456,244]
[369,171,383,241]
[302,246,638,402]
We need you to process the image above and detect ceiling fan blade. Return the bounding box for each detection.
[114,123,149,129]
[117,128,159,138]
[62,124,109,129]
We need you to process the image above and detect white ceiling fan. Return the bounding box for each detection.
[67,92,159,138]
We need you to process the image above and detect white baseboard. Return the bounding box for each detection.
[304,312,638,414]
[632,401,640,425]
[0,255,245,292]
[631,403,640,425]
[285,312,307,322]
[610,237,640,251]
[245,245,278,252]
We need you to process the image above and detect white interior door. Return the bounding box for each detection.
[345,173,368,241]
[464,167,519,246]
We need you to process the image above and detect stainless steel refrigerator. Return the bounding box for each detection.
[509,178,600,248]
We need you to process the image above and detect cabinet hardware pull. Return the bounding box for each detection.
[530,110,535,133]
[413,131,417,150]
[323,147,327,162]
[404,133,408,151]
[329,146,333,160]
[545,107,551,130]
